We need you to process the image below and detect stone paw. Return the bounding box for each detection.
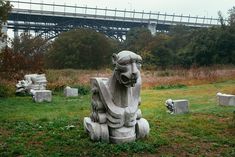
[84,117,109,142]
[136,118,150,139]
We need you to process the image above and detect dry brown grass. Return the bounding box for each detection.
[1,67,234,91]
[45,69,112,90]
[44,67,235,89]
[142,68,235,88]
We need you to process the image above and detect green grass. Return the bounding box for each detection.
[0,80,235,156]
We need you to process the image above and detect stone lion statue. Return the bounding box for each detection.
[84,50,149,143]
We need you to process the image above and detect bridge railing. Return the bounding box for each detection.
[10,0,221,26]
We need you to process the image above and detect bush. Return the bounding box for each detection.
[47,83,90,95]
[45,28,118,69]
[0,33,48,80]
[0,83,14,98]
[47,82,65,93]
[71,85,90,95]
[233,111,235,128]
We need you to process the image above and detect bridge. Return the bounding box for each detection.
[7,0,221,41]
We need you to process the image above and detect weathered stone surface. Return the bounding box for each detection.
[84,50,149,143]
[217,93,235,106]
[109,126,136,144]
[32,90,52,103]
[64,86,78,97]
[174,100,189,114]
[165,99,189,114]
[136,118,150,139]
[84,117,109,142]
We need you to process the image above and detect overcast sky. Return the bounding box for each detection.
[14,0,235,18]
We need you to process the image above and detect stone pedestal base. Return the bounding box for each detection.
[64,86,78,97]
[217,93,235,106]
[84,117,149,144]
[109,126,136,144]
[33,90,52,103]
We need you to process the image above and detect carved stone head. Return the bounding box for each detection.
[112,50,142,87]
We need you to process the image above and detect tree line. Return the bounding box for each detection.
[124,7,235,69]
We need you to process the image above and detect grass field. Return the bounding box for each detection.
[0,79,235,156]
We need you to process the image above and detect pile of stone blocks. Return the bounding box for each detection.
[64,86,78,97]
[165,99,189,114]
[217,93,235,106]
[16,74,47,94]
[16,74,52,103]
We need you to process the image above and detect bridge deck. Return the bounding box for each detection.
[8,0,221,40]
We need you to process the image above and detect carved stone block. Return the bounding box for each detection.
[173,99,189,114]
[217,93,235,106]
[64,86,78,97]
[33,90,52,103]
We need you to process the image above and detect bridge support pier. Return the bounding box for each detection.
[147,23,157,36]
[14,29,18,38]
[0,22,8,51]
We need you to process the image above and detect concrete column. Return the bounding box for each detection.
[1,22,7,36]
[147,23,157,36]
[14,29,18,38]
[0,22,8,51]
[14,21,19,38]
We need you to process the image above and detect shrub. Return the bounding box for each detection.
[45,28,117,69]
[47,83,65,93]
[0,83,14,98]
[47,83,90,95]
[0,33,48,80]
[71,85,90,95]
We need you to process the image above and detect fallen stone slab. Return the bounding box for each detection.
[32,90,52,103]
[217,93,235,106]
[64,86,78,97]
[173,99,189,114]
[165,99,189,114]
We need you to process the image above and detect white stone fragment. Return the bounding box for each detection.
[217,93,235,106]
[64,86,78,97]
